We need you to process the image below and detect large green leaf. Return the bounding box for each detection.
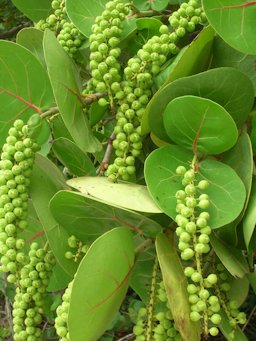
[68,227,135,341]
[16,28,46,68]
[143,68,254,140]
[67,177,162,213]
[163,96,238,154]
[145,145,246,229]
[130,243,155,303]
[43,29,101,153]
[202,0,256,55]
[66,0,109,37]
[30,154,75,278]
[50,190,162,240]
[155,25,214,89]
[243,177,256,249]
[0,40,53,146]
[210,233,249,278]
[156,233,200,341]
[11,0,52,21]
[217,133,253,245]
[52,138,96,177]
[211,36,256,96]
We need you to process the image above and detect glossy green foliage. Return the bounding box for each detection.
[163,96,238,154]
[211,36,256,95]
[0,40,53,146]
[156,233,200,341]
[50,190,162,240]
[133,0,169,11]
[67,177,162,213]
[203,0,256,55]
[145,145,246,228]
[144,68,254,141]
[243,177,256,249]
[52,138,96,177]
[16,28,46,68]
[43,29,101,153]
[210,233,249,278]
[11,0,52,21]
[155,25,214,89]
[68,227,135,341]
[66,0,110,37]
[30,154,75,280]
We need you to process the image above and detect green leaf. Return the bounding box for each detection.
[145,145,246,228]
[130,242,155,303]
[212,36,256,96]
[30,154,75,278]
[156,232,200,341]
[66,0,109,37]
[51,115,73,141]
[217,133,253,245]
[210,233,249,278]
[11,0,52,21]
[48,263,72,292]
[151,0,169,11]
[52,138,96,177]
[16,28,46,68]
[144,68,254,141]
[243,177,256,249]
[163,96,238,154]
[222,133,253,210]
[68,227,135,341]
[0,40,53,146]
[227,275,249,307]
[154,25,214,89]
[43,29,101,153]
[202,0,256,55]
[219,310,248,341]
[67,177,162,214]
[50,190,162,240]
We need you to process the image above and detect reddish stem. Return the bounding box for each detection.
[0,87,43,114]
[216,1,256,9]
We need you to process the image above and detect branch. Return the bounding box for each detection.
[0,22,31,39]
[117,333,135,341]
[41,106,59,118]
[96,132,115,175]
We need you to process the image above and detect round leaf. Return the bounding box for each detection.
[68,227,135,341]
[203,0,256,55]
[0,40,53,146]
[144,68,254,140]
[145,145,246,228]
[163,96,238,154]
[67,177,162,213]
[50,190,162,239]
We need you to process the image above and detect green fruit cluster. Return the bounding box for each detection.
[35,0,85,58]
[133,281,182,341]
[55,279,73,341]
[169,0,207,36]
[0,119,39,283]
[36,0,65,31]
[175,165,222,337]
[106,0,206,181]
[12,242,55,341]
[213,263,246,339]
[87,0,130,105]
[64,234,88,262]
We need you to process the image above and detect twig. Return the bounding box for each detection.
[41,106,59,119]
[96,132,115,175]
[117,333,135,341]
[242,304,256,331]
[82,92,107,105]
[3,273,13,337]
[0,22,31,39]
